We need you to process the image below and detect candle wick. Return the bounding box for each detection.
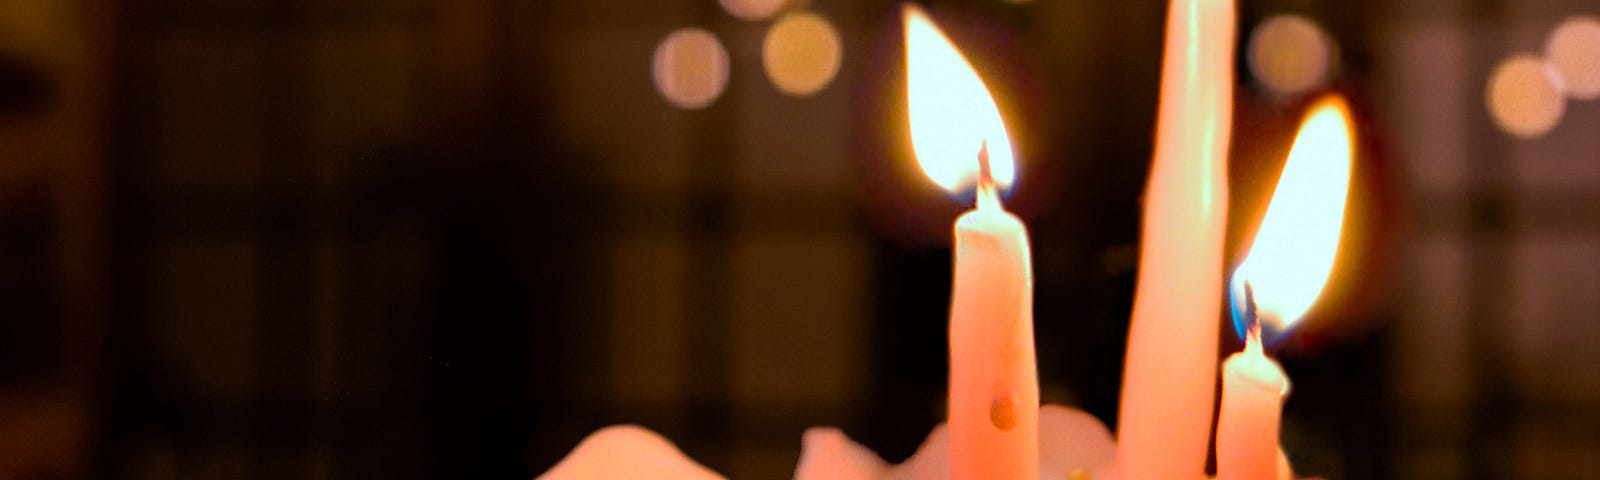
[1242,281,1263,349]
[977,140,993,191]
[975,140,1000,210]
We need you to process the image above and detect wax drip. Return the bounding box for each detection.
[989,394,1016,431]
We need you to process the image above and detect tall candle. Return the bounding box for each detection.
[1217,97,1355,480]
[1114,0,1235,478]
[904,6,1037,479]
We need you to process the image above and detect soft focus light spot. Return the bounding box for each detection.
[720,0,789,21]
[762,11,842,97]
[1232,97,1355,331]
[1487,55,1565,138]
[1545,16,1600,100]
[652,28,729,110]
[903,5,1016,192]
[1247,15,1333,96]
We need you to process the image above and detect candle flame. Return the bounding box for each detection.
[1231,97,1355,333]
[903,4,1016,192]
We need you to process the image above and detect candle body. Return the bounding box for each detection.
[1216,342,1288,480]
[948,204,1038,480]
[1115,0,1235,478]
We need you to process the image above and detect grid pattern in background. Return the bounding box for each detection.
[566,0,874,476]
[0,0,110,477]
[105,0,875,478]
[1380,0,1600,478]
[108,0,435,478]
[78,0,1600,479]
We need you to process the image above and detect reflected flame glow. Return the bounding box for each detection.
[1232,97,1355,332]
[903,5,1015,192]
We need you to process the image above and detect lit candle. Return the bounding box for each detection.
[1216,312,1288,480]
[1217,96,1355,480]
[904,6,1037,480]
[1114,0,1235,478]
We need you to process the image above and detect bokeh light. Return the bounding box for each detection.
[652,28,730,110]
[762,11,842,97]
[1487,55,1565,138]
[720,0,789,21]
[1545,16,1600,100]
[1247,14,1334,97]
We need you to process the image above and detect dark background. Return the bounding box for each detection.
[0,0,1594,478]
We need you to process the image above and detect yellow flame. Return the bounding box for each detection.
[903,4,1015,192]
[1233,97,1355,328]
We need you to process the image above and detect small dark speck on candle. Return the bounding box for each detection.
[990,395,1016,431]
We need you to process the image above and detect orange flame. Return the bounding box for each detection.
[1233,97,1355,329]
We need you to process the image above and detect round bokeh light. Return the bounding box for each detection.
[1487,55,1566,138]
[652,28,730,110]
[1545,16,1600,100]
[720,0,789,21]
[1247,14,1334,97]
[762,11,843,97]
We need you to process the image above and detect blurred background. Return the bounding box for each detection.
[0,0,1596,478]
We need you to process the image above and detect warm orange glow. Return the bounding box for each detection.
[1487,55,1565,138]
[903,5,1015,192]
[1233,97,1355,328]
[763,11,842,97]
[1547,16,1600,100]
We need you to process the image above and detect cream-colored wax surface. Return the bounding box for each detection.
[537,425,725,480]
[1217,338,1289,480]
[1114,0,1236,479]
[947,188,1038,480]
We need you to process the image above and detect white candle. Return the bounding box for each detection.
[946,151,1039,480]
[1217,96,1356,480]
[1114,0,1235,478]
[904,6,1037,479]
[1217,311,1288,480]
